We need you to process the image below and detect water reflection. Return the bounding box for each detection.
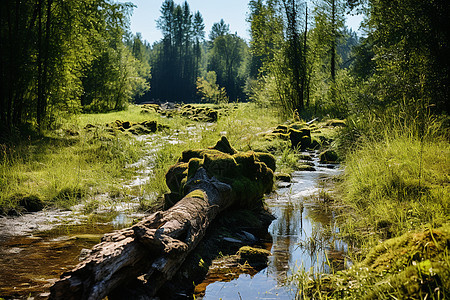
[0,213,136,299]
[198,152,345,299]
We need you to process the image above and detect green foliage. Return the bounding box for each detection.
[247,0,311,116]
[208,33,249,101]
[196,71,229,104]
[357,0,450,114]
[248,0,284,77]
[0,0,149,135]
[295,225,450,299]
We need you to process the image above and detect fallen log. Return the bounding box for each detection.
[49,137,275,300]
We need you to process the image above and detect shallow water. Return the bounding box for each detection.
[196,152,345,299]
[0,208,142,299]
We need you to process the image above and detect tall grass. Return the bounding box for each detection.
[339,135,449,240]
[336,101,449,241]
[0,106,150,211]
[291,99,450,298]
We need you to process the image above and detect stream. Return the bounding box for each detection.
[195,152,345,299]
[0,131,344,299]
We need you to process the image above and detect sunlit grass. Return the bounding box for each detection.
[0,103,283,212]
[291,113,450,299]
[339,135,449,240]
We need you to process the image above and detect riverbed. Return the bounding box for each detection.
[196,152,345,299]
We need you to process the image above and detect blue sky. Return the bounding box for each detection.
[126,0,364,44]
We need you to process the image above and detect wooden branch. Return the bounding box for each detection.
[49,168,234,300]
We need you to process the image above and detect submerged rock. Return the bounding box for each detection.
[297,164,316,172]
[275,172,292,182]
[237,246,271,266]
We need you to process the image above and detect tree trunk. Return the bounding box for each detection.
[49,168,235,300]
[331,0,336,82]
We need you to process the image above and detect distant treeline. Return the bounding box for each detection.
[1,0,448,135]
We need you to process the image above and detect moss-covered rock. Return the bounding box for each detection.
[289,128,311,149]
[319,149,339,163]
[209,136,237,155]
[275,172,291,182]
[127,124,153,135]
[305,225,450,299]
[178,105,219,122]
[237,246,271,266]
[165,137,275,209]
[141,104,160,112]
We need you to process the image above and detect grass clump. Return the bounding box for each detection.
[340,136,449,238]
[296,224,450,299]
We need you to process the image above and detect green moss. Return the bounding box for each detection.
[275,124,289,132]
[127,124,152,135]
[267,132,290,141]
[275,172,291,182]
[299,225,450,299]
[288,121,307,130]
[297,164,316,172]
[164,138,275,209]
[203,152,238,179]
[254,152,276,172]
[178,105,219,122]
[165,162,189,194]
[187,158,202,179]
[237,246,271,264]
[325,119,346,127]
[185,190,206,201]
[289,128,311,149]
[210,136,237,155]
[319,149,339,163]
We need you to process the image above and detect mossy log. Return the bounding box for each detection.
[49,138,274,300]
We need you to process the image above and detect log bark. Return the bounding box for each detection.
[49,168,233,300]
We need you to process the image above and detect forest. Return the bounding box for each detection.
[1,0,448,130]
[0,0,449,299]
